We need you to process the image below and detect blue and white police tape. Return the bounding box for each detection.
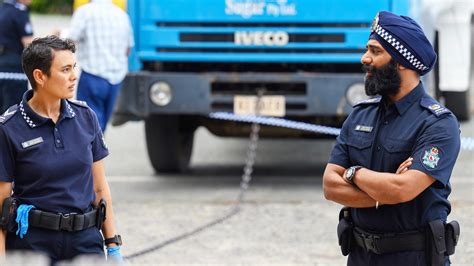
[209,112,341,136]
[0,72,28,81]
[461,137,474,151]
[209,112,474,151]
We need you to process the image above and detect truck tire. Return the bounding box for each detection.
[145,115,195,173]
[443,91,470,121]
[433,31,471,121]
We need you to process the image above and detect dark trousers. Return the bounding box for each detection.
[76,71,122,132]
[347,247,450,266]
[6,226,105,265]
[0,78,28,114]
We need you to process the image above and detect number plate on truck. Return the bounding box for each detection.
[233,95,285,117]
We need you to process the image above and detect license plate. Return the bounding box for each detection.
[233,95,285,117]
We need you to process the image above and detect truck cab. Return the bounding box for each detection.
[113,0,473,173]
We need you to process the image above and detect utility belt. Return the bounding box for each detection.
[1,197,107,232]
[337,207,460,266]
[0,45,17,55]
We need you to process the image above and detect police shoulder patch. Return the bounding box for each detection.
[420,97,451,117]
[67,99,88,108]
[354,97,382,107]
[422,146,441,169]
[0,105,18,124]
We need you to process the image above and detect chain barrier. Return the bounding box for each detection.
[125,98,473,260]
[0,72,28,81]
[123,90,264,261]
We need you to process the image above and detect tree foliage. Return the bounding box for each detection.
[29,0,73,14]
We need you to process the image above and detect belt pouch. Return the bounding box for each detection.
[95,199,107,230]
[337,207,353,256]
[427,220,446,266]
[445,220,460,256]
[0,197,18,232]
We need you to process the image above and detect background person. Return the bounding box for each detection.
[65,0,134,132]
[0,0,33,114]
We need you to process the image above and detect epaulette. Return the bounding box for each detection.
[0,105,18,124]
[67,99,89,108]
[14,3,27,11]
[354,97,382,107]
[420,97,451,117]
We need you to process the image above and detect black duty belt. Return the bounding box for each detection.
[353,226,425,254]
[28,209,98,232]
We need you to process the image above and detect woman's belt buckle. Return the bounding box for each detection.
[59,213,75,231]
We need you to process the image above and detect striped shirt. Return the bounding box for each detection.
[67,0,134,85]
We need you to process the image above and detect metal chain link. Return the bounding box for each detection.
[123,89,264,261]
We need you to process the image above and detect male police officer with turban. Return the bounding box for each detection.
[323,11,461,266]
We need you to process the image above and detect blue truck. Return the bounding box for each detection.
[113,0,473,173]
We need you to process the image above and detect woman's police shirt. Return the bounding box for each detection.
[329,82,461,233]
[0,90,109,214]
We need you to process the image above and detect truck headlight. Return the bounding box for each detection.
[346,83,370,106]
[150,81,172,106]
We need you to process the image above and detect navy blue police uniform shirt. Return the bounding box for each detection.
[0,90,109,214]
[329,82,461,233]
[0,1,33,72]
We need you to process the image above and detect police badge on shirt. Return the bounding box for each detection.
[422,146,441,169]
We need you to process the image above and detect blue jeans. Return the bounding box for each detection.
[76,71,122,132]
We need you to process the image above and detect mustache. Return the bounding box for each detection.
[362,64,374,74]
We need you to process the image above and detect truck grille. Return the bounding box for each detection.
[157,48,364,54]
[180,33,345,43]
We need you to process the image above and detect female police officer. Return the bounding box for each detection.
[0,36,122,263]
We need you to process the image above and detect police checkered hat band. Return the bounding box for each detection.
[369,11,437,76]
[374,25,428,72]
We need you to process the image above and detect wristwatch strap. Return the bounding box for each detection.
[104,235,122,246]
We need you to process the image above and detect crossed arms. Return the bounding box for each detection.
[323,158,436,208]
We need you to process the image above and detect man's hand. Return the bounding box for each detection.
[396,157,413,174]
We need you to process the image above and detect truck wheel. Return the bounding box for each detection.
[433,31,471,121]
[145,115,195,173]
[443,91,470,121]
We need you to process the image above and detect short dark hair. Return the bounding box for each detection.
[22,35,76,90]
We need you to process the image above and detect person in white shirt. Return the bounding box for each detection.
[67,0,134,132]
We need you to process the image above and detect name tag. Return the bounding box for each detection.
[21,137,43,149]
[355,125,373,133]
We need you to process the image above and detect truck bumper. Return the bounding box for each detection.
[113,71,364,123]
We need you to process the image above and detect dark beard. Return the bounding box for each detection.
[362,59,401,97]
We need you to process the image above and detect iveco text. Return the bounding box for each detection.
[234,31,289,46]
